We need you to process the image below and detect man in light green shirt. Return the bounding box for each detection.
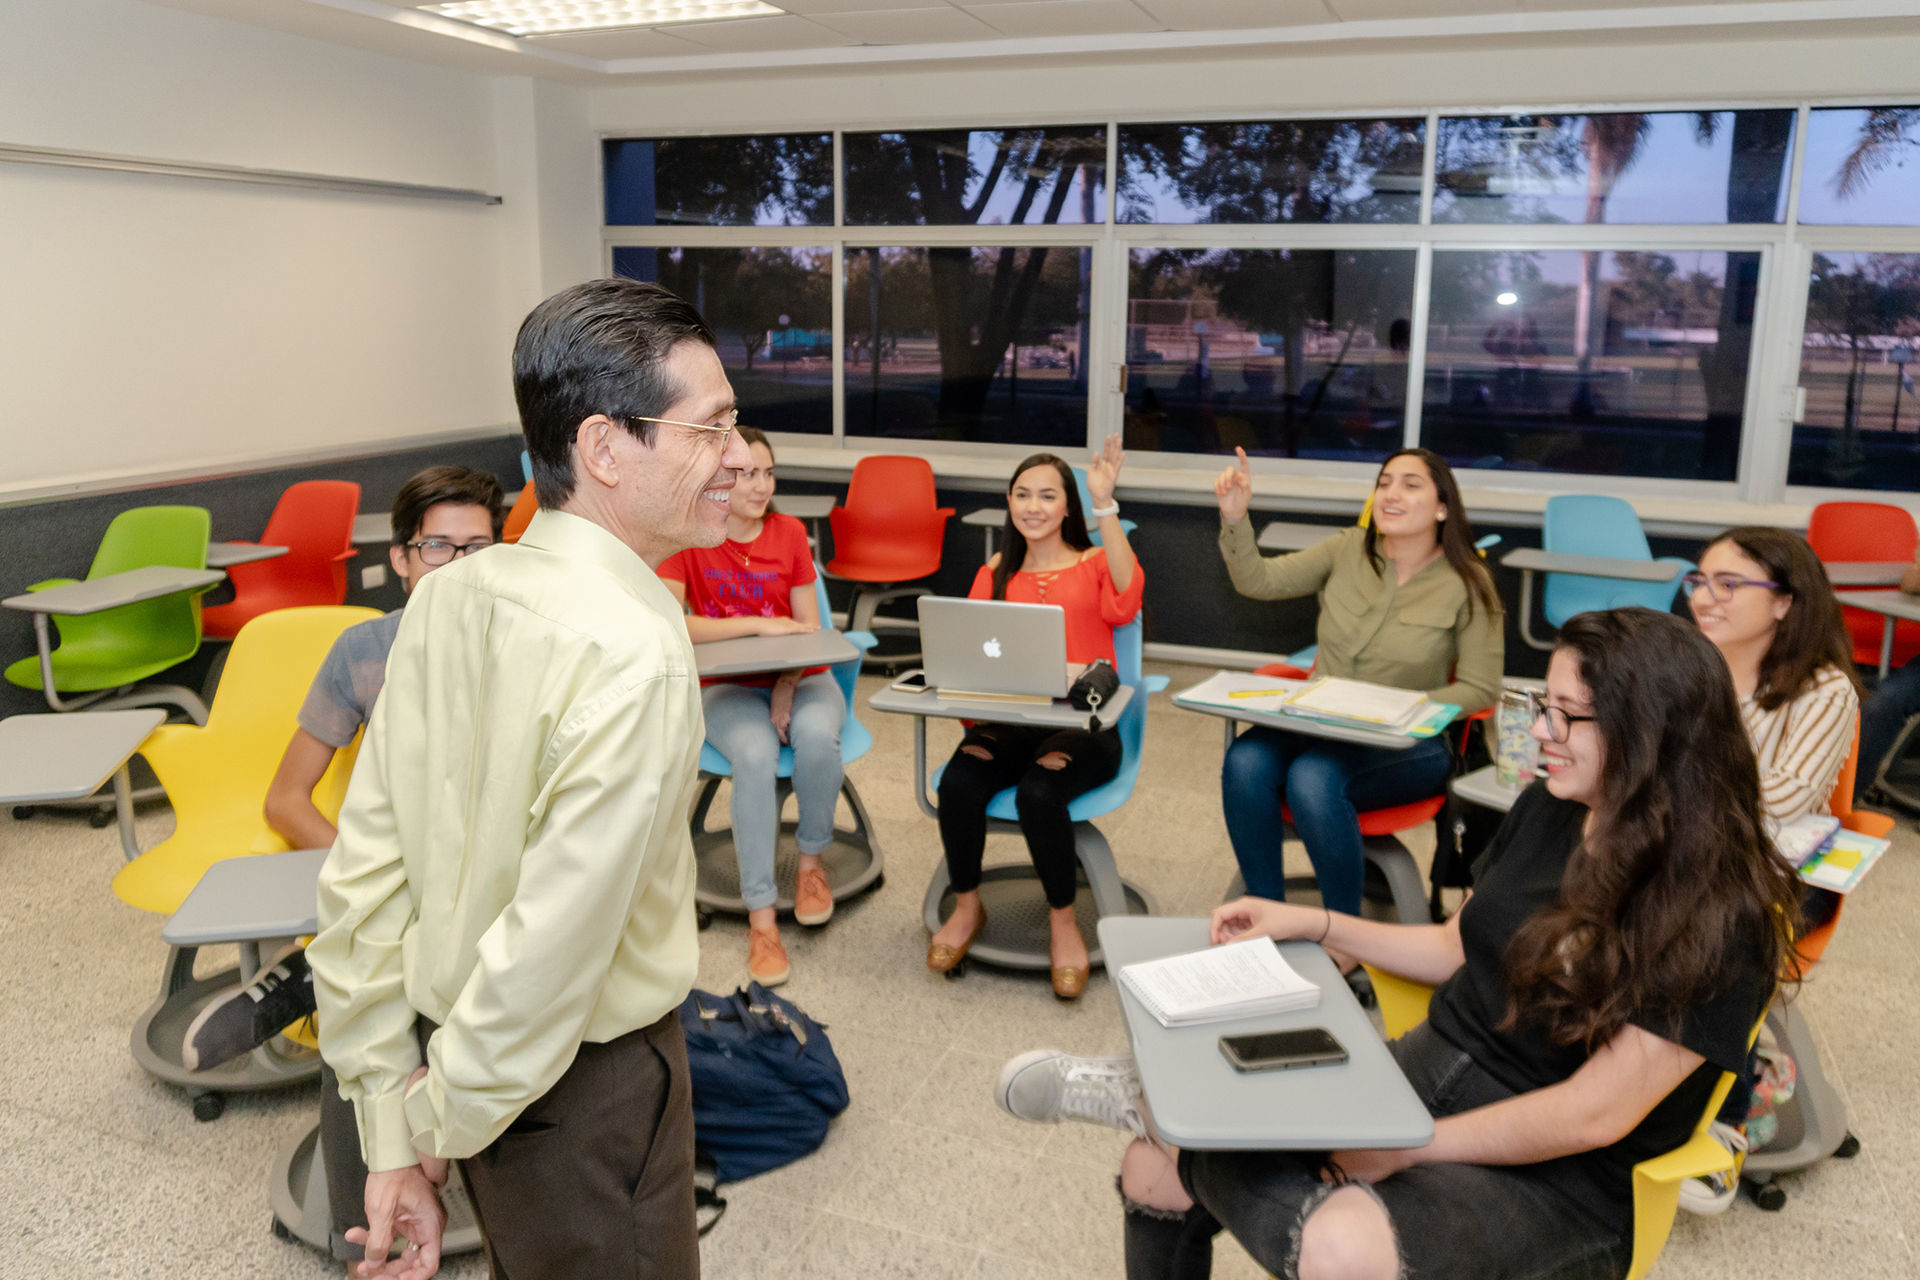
[308,278,751,1280]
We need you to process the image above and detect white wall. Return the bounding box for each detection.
[0,0,588,497]
[585,25,1920,132]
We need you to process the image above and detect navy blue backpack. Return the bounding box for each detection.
[678,983,850,1186]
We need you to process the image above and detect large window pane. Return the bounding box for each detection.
[1123,248,1416,459]
[612,246,833,435]
[603,135,831,226]
[842,127,1105,226]
[1118,119,1424,224]
[1421,249,1753,480]
[1788,253,1920,490]
[1797,108,1920,226]
[844,245,1090,447]
[1434,111,1794,225]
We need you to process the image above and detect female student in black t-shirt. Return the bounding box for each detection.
[993,608,1803,1280]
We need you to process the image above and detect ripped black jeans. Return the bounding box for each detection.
[1123,1023,1631,1280]
[936,723,1122,908]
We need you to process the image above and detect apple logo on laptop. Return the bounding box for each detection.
[982,637,1002,659]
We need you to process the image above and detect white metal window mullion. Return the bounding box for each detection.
[831,130,846,448]
[1404,243,1433,450]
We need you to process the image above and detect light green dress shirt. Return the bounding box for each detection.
[1218,519,1503,714]
[309,508,703,1173]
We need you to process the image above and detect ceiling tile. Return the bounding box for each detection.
[1325,0,1513,19]
[810,6,1003,40]
[965,0,1163,37]
[767,0,952,12]
[664,13,858,48]
[1132,0,1334,28]
[528,26,712,56]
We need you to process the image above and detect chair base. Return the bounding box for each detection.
[129,943,321,1117]
[920,819,1155,972]
[269,1122,483,1262]
[688,775,885,916]
[1740,996,1856,1207]
[1223,837,1435,925]
[1864,713,1920,819]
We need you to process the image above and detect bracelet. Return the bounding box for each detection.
[1315,907,1332,945]
[1088,501,1120,519]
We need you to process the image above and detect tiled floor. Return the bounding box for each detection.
[3,662,1916,1277]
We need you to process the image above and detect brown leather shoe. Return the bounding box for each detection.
[926,912,985,973]
[748,927,789,987]
[1051,965,1089,1000]
[794,864,834,927]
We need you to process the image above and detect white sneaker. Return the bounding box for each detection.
[1678,1121,1749,1216]
[995,1049,1148,1138]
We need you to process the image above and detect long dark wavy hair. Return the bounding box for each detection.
[1502,608,1803,1052]
[989,453,1092,601]
[1706,526,1862,712]
[1361,448,1500,619]
[736,424,778,517]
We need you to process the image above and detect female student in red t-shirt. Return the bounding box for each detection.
[926,436,1144,1000]
[659,427,845,989]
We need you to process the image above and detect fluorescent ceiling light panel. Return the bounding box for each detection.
[416,1,784,35]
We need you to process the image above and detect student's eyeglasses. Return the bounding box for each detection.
[405,539,494,567]
[1681,571,1782,602]
[1525,689,1598,744]
[625,409,739,452]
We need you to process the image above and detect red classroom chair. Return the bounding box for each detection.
[202,481,359,639]
[1807,501,1920,669]
[825,456,953,659]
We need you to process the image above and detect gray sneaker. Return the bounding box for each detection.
[995,1049,1148,1138]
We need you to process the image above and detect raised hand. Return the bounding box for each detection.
[1085,434,1126,510]
[1213,446,1253,526]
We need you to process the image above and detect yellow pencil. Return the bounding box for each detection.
[1226,689,1286,698]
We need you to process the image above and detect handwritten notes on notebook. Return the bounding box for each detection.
[1118,938,1321,1028]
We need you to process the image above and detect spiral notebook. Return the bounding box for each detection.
[1117,937,1322,1028]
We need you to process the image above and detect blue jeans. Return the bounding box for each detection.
[1123,1023,1630,1280]
[1859,657,1920,804]
[702,674,845,912]
[1221,726,1453,916]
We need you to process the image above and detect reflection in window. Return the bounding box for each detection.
[1797,108,1920,226]
[1421,249,1752,480]
[1433,111,1794,225]
[1788,253,1920,490]
[843,246,1089,447]
[1117,119,1423,224]
[1123,249,1416,460]
[603,135,832,226]
[612,246,833,435]
[842,127,1105,226]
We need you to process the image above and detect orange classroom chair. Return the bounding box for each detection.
[203,481,359,639]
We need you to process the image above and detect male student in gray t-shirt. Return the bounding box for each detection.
[179,464,503,1261]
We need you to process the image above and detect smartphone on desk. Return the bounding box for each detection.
[1219,1028,1348,1074]
[889,670,930,693]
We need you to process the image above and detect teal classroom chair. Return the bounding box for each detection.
[687,571,885,918]
[1522,494,1691,650]
[920,615,1167,971]
[5,505,216,722]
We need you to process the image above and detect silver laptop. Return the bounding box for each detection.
[918,597,1070,701]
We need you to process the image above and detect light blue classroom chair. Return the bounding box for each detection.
[1526,494,1691,649]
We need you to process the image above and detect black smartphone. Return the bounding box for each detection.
[1218,1028,1348,1074]
[888,669,930,693]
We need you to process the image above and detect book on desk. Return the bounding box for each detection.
[1177,672,1459,739]
[1118,937,1321,1028]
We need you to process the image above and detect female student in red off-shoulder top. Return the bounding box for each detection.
[926,436,1144,1000]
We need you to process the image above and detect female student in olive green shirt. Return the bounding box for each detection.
[1215,446,1503,919]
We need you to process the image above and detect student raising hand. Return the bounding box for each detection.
[1214,446,1252,526]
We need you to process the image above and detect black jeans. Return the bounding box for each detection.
[1123,1023,1630,1280]
[936,723,1122,909]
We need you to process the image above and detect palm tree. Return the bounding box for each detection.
[1570,115,1651,416]
[1833,108,1920,203]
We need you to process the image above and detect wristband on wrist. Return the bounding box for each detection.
[1089,501,1120,519]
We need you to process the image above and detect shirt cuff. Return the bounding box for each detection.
[359,1087,427,1174]
[403,1071,444,1160]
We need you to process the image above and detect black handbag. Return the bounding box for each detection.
[1068,659,1122,711]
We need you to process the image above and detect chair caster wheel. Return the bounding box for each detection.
[943,959,968,980]
[12,805,33,820]
[1750,1181,1786,1212]
[695,907,714,931]
[1836,1131,1861,1159]
[870,872,886,892]
[89,807,115,828]
[271,1217,295,1242]
[192,1092,226,1122]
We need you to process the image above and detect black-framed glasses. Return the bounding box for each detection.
[405,539,493,567]
[1525,689,1598,744]
[1681,571,1782,602]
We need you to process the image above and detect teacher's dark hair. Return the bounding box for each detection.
[990,454,1092,601]
[1362,448,1500,619]
[515,277,717,509]
[1708,526,1863,712]
[1502,608,1802,1053]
